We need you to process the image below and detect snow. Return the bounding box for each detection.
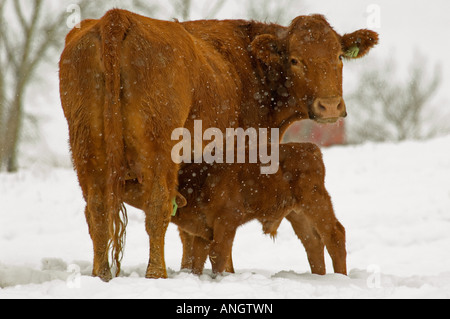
[1,136,450,298]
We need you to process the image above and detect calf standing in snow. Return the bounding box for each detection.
[171,143,347,275]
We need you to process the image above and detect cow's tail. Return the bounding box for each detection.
[100,9,131,277]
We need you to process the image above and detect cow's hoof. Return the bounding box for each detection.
[94,268,113,282]
[145,266,167,279]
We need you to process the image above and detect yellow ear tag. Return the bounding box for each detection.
[345,46,360,58]
[172,197,178,217]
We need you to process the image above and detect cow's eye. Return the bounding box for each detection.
[291,58,299,65]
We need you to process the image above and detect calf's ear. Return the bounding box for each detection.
[251,34,283,66]
[341,29,379,59]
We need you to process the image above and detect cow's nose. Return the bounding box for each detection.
[312,97,346,120]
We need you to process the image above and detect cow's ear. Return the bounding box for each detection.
[251,34,283,66]
[341,29,379,59]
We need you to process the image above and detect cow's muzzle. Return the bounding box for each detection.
[311,97,347,123]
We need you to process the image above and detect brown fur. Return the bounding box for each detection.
[172,143,346,275]
[59,9,377,281]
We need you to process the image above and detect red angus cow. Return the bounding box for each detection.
[60,9,377,281]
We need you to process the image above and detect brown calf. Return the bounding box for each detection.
[171,143,346,275]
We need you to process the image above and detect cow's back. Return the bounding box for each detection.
[181,19,264,128]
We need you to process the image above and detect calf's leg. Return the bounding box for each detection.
[303,197,347,275]
[209,219,237,274]
[286,211,326,275]
[191,236,211,275]
[179,229,195,270]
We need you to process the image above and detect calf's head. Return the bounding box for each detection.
[251,14,378,127]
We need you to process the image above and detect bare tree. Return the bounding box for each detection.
[178,0,192,20]
[0,2,5,154]
[0,0,97,172]
[346,54,446,143]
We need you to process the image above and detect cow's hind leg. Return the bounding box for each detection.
[144,182,171,278]
[84,181,112,281]
[124,173,179,278]
[140,158,179,279]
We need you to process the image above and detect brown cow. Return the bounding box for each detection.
[60,9,377,281]
[171,143,345,275]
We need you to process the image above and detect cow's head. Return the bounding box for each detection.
[251,14,378,127]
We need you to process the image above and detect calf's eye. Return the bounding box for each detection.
[291,58,299,65]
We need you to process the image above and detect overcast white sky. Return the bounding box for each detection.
[302,0,450,77]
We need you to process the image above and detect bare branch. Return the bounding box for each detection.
[0,1,6,164]
[12,0,29,33]
[347,53,445,143]
[20,0,43,69]
[130,0,160,17]
[247,0,299,24]
[0,23,19,70]
[181,0,191,20]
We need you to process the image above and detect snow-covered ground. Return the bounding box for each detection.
[1,136,450,298]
